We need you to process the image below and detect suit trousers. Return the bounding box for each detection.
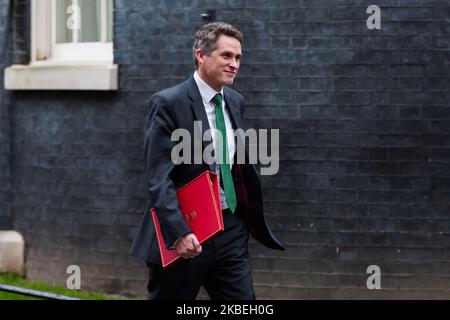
[146,209,255,300]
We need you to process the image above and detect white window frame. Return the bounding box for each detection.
[5,0,117,90]
[32,0,113,64]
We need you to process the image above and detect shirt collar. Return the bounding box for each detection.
[193,71,224,105]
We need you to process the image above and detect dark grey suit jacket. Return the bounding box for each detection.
[130,76,285,264]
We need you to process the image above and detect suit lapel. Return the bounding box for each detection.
[223,87,243,131]
[188,78,242,131]
[188,76,246,171]
[187,77,214,171]
[223,87,251,165]
[188,77,210,131]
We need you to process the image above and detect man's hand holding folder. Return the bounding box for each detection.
[176,233,202,259]
[151,170,224,268]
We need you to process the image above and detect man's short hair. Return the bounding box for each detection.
[193,22,243,68]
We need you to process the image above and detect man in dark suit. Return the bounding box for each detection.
[130,22,284,300]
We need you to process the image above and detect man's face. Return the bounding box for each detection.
[196,34,242,91]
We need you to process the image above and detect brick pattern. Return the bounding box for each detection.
[238,0,450,299]
[1,0,450,298]
[0,0,12,229]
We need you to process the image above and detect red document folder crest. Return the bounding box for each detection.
[151,171,224,268]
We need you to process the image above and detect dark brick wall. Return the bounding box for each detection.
[1,0,450,298]
[239,0,450,299]
[0,0,12,229]
[12,0,29,65]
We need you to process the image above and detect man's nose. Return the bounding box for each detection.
[230,58,239,69]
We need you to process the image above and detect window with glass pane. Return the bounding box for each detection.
[56,0,113,43]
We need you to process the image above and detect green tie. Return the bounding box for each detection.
[212,93,237,213]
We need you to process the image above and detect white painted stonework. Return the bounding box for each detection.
[0,231,25,276]
[4,64,118,91]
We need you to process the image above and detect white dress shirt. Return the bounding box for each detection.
[193,71,236,210]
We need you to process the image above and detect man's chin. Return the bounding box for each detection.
[223,78,235,86]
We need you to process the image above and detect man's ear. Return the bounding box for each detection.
[194,49,205,65]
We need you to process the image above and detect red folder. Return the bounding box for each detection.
[150,171,223,268]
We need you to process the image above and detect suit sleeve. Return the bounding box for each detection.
[144,93,192,249]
